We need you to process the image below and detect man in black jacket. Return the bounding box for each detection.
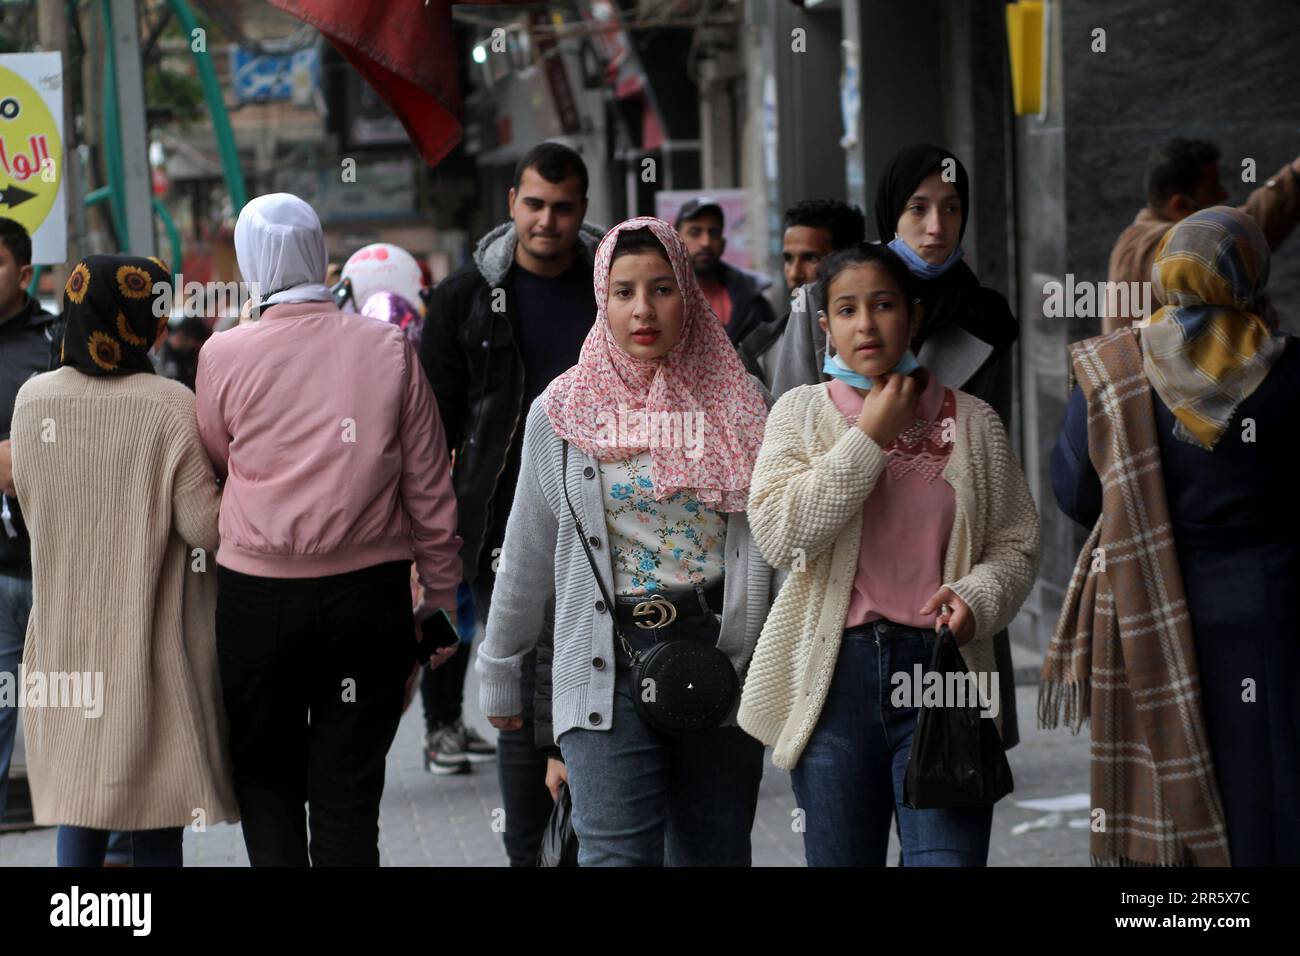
[418,142,601,864]
[0,218,62,819]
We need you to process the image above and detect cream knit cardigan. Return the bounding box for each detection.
[11,367,238,830]
[738,383,1041,770]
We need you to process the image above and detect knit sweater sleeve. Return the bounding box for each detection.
[944,401,1042,642]
[747,387,886,570]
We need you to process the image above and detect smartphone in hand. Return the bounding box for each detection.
[416,609,459,664]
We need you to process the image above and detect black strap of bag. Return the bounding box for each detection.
[560,443,636,660]
[560,442,738,735]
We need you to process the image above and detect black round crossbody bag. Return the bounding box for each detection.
[561,443,738,736]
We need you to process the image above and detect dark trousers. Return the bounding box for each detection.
[216,560,413,867]
[468,568,553,866]
[420,554,493,731]
[419,638,470,730]
[57,826,183,867]
[496,647,555,866]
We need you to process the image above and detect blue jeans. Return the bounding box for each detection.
[790,620,994,867]
[0,572,33,818]
[57,826,183,867]
[105,830,133,865]
[558,665,764,867]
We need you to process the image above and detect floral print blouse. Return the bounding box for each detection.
[600,452,726,597]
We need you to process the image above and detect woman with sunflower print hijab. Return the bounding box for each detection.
[9,254,237,866]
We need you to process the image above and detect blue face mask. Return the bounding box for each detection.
[822,348,919,390]
[888,236,964,280]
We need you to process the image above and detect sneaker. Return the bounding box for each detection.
[423,724,469,775]
[456,718,497,764]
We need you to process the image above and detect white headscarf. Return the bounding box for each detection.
[234,193,333,307]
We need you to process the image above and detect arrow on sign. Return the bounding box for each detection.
[0,184,37,208]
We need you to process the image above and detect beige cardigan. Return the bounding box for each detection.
[12,367,238,830]
[737,382,1041,770]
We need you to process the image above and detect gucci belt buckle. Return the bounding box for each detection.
[632,593,678,629]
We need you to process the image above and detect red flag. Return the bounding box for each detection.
[270,0,520,167]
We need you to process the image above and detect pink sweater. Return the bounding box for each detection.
[195,301,462,612]
[827,371,956,629]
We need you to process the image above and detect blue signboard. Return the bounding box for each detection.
[230,46,320,105]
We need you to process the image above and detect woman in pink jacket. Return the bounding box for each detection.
[196,193,462,866]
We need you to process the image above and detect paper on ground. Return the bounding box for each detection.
[1011,793,1091,812]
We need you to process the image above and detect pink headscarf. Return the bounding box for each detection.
[541,216,767,512]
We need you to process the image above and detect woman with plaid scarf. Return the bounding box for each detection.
[1049,206,1300,866]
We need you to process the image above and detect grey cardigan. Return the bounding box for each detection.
[476,397,773,740]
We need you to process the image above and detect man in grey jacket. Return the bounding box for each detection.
[740,199,865,387]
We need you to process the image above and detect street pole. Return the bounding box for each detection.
[36,0,75,286]
[109,0,156,256]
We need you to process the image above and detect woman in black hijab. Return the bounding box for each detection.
[770,145,1019,426]
[873,144,1018,424]
[873,145,1022,747]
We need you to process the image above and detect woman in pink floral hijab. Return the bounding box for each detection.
[542,216,768,510]
[476,217,774,866]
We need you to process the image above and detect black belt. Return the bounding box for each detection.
[613,580,724,631]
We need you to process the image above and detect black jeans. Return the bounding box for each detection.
[216,560,413,867]
[466,570,552,866]
[419,557,493,731]
[419,638,470,730]
[496,646,555,865]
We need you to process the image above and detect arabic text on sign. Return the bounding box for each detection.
[0,134,52,182]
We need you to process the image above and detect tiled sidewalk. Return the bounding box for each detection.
[1,677,1091,867]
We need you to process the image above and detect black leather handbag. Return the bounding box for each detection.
[561,443,738,736]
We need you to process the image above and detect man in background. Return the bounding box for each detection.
[419,141,602,865]
[0,217,61,821]
[676,197,777,366]
[1106,138,1300,331]
[739,199,865,385]
[156,316,212,391]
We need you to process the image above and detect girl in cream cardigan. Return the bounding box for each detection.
[738,243,1040,867]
